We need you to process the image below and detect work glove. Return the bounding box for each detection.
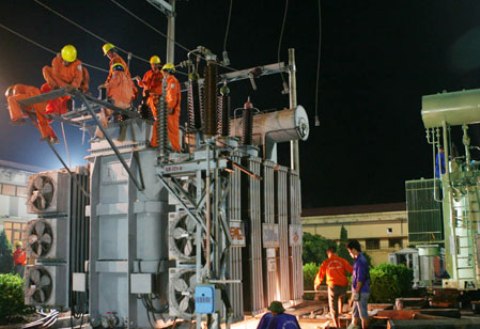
[353,292,360,301]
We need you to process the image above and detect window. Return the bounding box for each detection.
[387,227,393,234]
[365,238,380,250]
[389,238,403,249]
[2,184,16,196]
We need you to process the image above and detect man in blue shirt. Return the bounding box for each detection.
[256,301,301,329]
[347,240,370,329]
[435,146,446,178]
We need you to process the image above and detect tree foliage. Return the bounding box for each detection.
[302,232,336,265]
[303,262,319,291]
[0,230,13,274]
[337,225,351,263]
[369,263,414,303]
[0,273,30,323]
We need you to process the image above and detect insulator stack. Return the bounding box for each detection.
[204,61,218,136]
[242,97,254,145]
[187,74,203,130]
[217,84,231,137]
[158,79,168,160]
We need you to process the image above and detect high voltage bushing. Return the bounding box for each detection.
[158,79,168,160]
[187,73,203,130]
[204,61,218,136]
[217,84,231,137]
[242,98,254,145]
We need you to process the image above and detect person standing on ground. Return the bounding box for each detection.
[256,301,301,329]
[13,241,27,278]
[347,240,370,329]
[314,245,353,328]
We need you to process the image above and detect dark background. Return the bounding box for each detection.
[1,0,480,208]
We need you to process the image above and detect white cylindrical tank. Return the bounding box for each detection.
[418,245,439,282]
[230,105,309,145]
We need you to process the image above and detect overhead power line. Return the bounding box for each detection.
[277,0,289,91]
[32,0,150,64]
[314,0,322,127]
[108,0,189,53]
[0,22,108,73]
[108,0,237,72]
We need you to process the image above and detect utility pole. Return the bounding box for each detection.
[145,0,176,63]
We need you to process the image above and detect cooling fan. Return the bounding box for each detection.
[27,220,53,258]
[29,175,55,211]
[168,268,198,319]
[25,267,53,304]
[169,212,198,261]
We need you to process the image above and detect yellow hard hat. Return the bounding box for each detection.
[162,63,175,72]
[102,43,115,56]
[61,44,77,63]
[150,55,161,65]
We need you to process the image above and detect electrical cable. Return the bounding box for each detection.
[107,0,232,74]
[108,0,189,53]
[223,0,233,52]
[277,0,289,90]
[32,0,149,64]
[314,0,321,127]
[0,22,108,73]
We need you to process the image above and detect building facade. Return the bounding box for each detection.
[0,159,41,245]
[302,203,407,266]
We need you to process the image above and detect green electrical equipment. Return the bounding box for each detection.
[420,88,480,290]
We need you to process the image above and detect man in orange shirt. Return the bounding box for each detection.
[42,44,89,114]
[314,246,353,328]
[13,241,27,277]
[161,63,181,151]
[135,55,164,146]
[5,84,58,143]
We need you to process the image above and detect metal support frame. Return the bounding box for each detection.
[18,88,145,191]
[78,93,145,191]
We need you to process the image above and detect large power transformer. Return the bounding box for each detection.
[407,88,480,290]
[18,45,308,329]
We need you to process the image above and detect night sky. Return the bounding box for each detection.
[1,1,480,208]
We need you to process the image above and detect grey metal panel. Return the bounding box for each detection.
[276,166,291,302]
[289,170,303,303]
[228,155,244,321]
[263,160,279,304]
[249,157,265,313]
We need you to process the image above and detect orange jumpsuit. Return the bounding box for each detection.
[138,69,164,147]
[6,84,57,142]
[42,54,89,114]
[105,53,136,109]
[13,248,27,266]
[164,74,181,151]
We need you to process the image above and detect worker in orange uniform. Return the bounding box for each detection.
[13,241,27,278]
[161,63,181,151]
[101,43,136,110]
[42,44,89,114]
[314,246,353,328]
[135,55,164,146]
[5,84,58,143]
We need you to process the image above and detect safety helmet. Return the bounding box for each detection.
[162,63,175,73]
[102,43,115,56]
[5,86,14,97]
[61,44,77,63]
[15,241,22,248]
[150,55,161,65]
